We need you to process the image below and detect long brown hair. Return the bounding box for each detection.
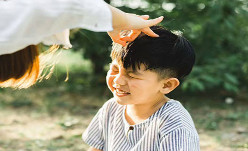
[0,45,40,88]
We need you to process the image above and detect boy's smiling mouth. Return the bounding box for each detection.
[114,88,131,97]
[112,83,130,96]
[116,88,130,94]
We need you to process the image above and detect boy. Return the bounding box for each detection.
[83,26,200,151]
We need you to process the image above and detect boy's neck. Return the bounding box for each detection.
[125,96,170,125]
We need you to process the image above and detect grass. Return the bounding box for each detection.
[0,87,101,151]
[180,96,248,150]
[0,87,247,151]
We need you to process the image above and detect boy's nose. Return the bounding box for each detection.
[113,74,126,86]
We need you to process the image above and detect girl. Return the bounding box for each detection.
[0,0,163,88]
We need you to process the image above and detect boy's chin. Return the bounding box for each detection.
[114,97,129,105]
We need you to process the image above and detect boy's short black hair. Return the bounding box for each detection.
[111,26,195,81]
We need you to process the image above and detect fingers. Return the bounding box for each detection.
[137,16,163,37]
[108,30,126,46]
[120,15,159,41]
[109,15,163,46]
[114,38,126,47]
[146,16,164,27]
[140,15,149,20]
[122,27,159,41]
[120,30,141,42]
[138,16,163,29]
[141,27,159,37]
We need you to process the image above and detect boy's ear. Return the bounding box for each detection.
[160,78,180,94]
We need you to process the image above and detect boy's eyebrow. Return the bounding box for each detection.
[127,70,143,75]
[110,62,143,75]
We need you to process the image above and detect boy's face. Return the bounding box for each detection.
[106,59,165,105]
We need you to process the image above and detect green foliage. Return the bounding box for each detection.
[204,112,220,130]
[71,0,248,95]
[9,97,33,108]
[71,30,112,86]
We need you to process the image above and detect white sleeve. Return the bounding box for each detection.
[0,0,113,55]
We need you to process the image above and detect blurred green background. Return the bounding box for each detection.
[0,0,247,150]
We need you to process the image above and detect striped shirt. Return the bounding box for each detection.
[83,98,200,151]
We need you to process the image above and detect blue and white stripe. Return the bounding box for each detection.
[83,99,200,151]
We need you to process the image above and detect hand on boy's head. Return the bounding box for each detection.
[119,29,141,43]
[108,15,163,47]
[120,15,159,42]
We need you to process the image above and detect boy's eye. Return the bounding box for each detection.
[128,74,138,79]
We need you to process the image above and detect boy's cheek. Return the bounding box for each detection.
[106,74,115,92]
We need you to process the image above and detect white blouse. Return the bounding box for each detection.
[0,0,113,55]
